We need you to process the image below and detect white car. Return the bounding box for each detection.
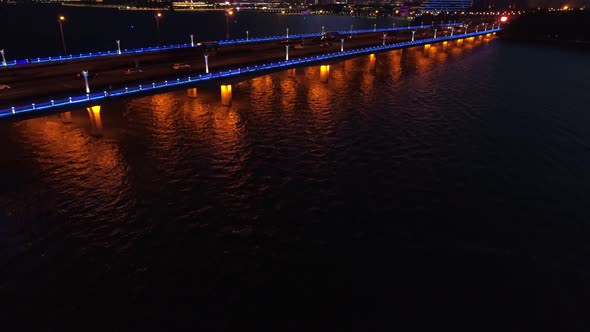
[0,84,10,91]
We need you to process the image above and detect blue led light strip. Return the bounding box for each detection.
[1,24,464,67]
[0,29,499,118]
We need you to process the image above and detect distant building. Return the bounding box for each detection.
[419,0,472,12]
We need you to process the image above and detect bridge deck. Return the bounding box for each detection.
[0,28,500,120]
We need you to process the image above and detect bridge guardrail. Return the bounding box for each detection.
[0,28,499,119]
[0,24,464,67]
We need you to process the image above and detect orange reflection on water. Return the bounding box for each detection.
[279,74,297,112]
[14,109,127,205]
[307,66,334,113]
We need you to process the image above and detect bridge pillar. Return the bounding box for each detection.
[320,65,330,83]
[288,68,296,78]
[86,105,103,136]
[61,111,72,123]
[369,54,376,72]
[187,88,198,98]
[220,85,232,106]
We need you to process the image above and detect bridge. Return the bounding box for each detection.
[0,23,500,121]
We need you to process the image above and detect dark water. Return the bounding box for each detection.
[1,39,590,330]
[0,5,404,59]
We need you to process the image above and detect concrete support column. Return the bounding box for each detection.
[220,85,232,106]
[87,105,103,136]
[320,65,330,83]
[61,111,72,123]
[288,68,296,77]
[187,88,198,98]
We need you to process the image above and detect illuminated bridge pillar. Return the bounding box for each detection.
[369,54,376,72]
[320,65,330,83]
[187,88,198,98]
[61,111,72,123]
[86,105,103,136]
[220,85,232,106]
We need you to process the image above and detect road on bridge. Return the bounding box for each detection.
[0,26,467,108]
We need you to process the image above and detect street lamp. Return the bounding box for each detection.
[190,34,194,47]
[58,15,67,55]
[225,9,233,40]
[411,30,416,42]
[116,40,121,55]
[322,25,325,35]
[434,28,437,38]
[341,38,344,52]
[285,45,289,61]
[382,32,386,46]
[155,13,162,46]
[286,27,289,39]
[373,23,376,32]
[82,70,90,94]
[0,49,6,67]
[246,30,249,41]
[451,27,454,36]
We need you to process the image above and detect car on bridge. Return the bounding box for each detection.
[76,72,99,80]
[322,31,341,40]
[173,63,191,70]
[0,84,11,92]
[378,35,396,41]
[124,68,143,75]
[196,42,219,54]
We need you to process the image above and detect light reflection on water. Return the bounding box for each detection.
[2,39,590,329]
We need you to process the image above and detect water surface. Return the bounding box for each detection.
[1,39,590,330]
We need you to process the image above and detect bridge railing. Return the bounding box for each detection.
[0,28,499,118]
[0,23,464,68]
